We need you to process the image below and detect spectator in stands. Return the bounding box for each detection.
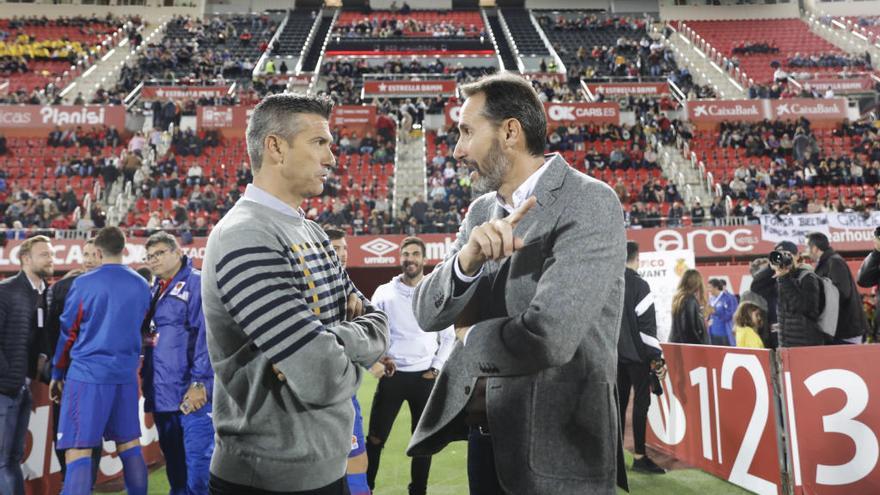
[858,233,880,342]
[710,197,725,225]
[670,269,710,344]
[707,279,737,346]
[805,232,869,344]
[772,241,824,347]
[691,199,706,226]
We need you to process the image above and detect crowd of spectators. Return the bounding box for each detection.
[730,41,779,56]
[787,52,871,70]
[332,17,482,38]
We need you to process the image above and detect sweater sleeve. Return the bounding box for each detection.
[213,232,387,407]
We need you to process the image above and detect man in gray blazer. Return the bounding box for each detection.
[407,73,628,494]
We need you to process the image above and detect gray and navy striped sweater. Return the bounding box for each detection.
[201,198,388,491]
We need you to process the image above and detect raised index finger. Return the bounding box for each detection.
[504,196,537,227]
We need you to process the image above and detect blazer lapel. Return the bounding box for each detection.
[513,153,568,241]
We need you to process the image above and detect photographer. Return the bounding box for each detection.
[856,227,880,342]
[770,242,825,347]
[806,232,868,344]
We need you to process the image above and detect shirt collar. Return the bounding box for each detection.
[495,157,552,214]
[24,273,45,294]
[242,184,304,219]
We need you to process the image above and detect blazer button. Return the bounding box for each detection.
[464,386,471,395]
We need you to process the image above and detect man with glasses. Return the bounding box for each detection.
[143,232,214,495]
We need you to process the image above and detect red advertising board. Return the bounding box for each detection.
[140,85,230,100]
[24,381,163,495]
[197,105,377,137]
[0,105,126,137]
[444,100,461,127]
[687,99,766,124]
[768,98,849,122]
[330,105,377,135]
[803,78,874,93]
[647,344,782,494]
[362,80,457,97]
[687,98,849,127]
[778,345,880,495]
[584,82,669,97]
[544,101,620,125]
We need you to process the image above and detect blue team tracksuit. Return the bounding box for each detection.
[52,264,151,450]
[142,256,214,495]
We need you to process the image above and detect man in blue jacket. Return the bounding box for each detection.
[143,232,214,495]
[707,278,738,346]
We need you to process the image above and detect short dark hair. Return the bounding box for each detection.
[626,241,639,263]
[94,226,126,256]
[708,278,726,290]
[246,92,334,174]
[136,267,152,282]
[460,73,547,157]
[401,236,426,257]
[325,228,346,241]
[145,231,179,251]
[806,232,830,252]
[18,235,51,262]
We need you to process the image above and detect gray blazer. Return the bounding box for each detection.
[408,155,628,494]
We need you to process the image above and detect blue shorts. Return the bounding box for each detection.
[349,396,366,458]
[56,379,141,450]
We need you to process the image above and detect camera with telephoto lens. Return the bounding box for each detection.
[874,226,880,239]
[769,250,794,268]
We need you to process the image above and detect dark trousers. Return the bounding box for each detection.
[154,407,214,495]
[0,386,30,495]
[467,428,505,495]
[710,333,732,346]
[209,474,350,495]
[365,370,434,495]
[617,361,651,455]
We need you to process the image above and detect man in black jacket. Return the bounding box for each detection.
[771,241,825,347]
[43,239,102,480]
[0,235,54,495]
[618,241,667,474]
[806,232,868,344]
[857,233,880,342]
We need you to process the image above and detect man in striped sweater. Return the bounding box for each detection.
[201,93,389,495]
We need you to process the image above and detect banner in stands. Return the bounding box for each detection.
[584,82,669,97]
[544,102,620,125]
[687,98,849,126]
[330,105,377,135]
[803,77,874,93]
[362,80,457,97]
[140,85,230,100]
[3,216,879,272]
[24,381,163,495]
[0,105,126,137]
[768,98,849,121]
[639,250,695,342]
[778,345,880,494]
[647,344,782,494]
[759,213,830,244]
[196,106,253,138]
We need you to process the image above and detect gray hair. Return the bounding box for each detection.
[145,231,179,251]
[246,93,334,174]
[460,73,547,157]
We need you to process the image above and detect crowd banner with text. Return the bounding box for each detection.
[445,101,622,127]
[686,98,848,127]
[362,80,457,97]
[140,85,230,100]
[0,105,126,137]
[584,82,669,97]
[801,77,874,93]
[647,344,783,495]
[197,105,377,137]
[24,381,163,495]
